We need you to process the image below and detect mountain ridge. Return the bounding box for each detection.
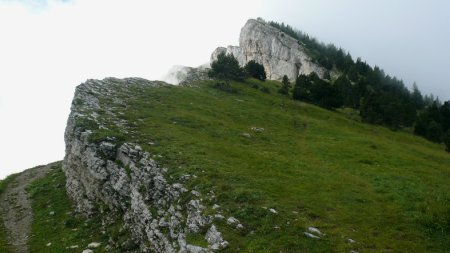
[0,18,449,253]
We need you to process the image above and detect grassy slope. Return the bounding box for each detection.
[92,79,450,252]
[3,79,447,252]
[27,164,132,253]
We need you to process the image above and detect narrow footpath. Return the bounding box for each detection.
[0,162,57,253]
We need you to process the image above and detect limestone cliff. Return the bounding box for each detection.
[211,19,327,81]
[63,78,227,252]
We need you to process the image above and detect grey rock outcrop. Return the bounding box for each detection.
[63,77,227,252]
[211,19,327,81]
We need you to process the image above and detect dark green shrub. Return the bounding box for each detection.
[251,83,260,89]
[244,60,266,81]
[209,52,245,83]
[214,82,235,93]
[261,87,270,94]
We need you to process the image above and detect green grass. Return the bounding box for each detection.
[9,78,447,252]
[27,164,132,253]
[0,173,19,253]
[89,78,450,252]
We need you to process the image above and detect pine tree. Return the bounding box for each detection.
[244,60,266,81]
[278,75,290,95]
[209,52,245,83]
[412,82,424,109]
[292,74,311,101]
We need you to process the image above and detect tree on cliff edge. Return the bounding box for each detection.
[209,52,245,83]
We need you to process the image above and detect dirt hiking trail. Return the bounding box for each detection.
[0,162,58,253]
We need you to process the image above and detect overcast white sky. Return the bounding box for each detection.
[0,0,449,179]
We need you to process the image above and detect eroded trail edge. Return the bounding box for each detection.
[0,162,56,253]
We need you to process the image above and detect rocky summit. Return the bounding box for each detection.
[211,19,327,81]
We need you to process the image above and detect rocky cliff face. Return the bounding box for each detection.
[63,78,227,252]
[211,19,326,81]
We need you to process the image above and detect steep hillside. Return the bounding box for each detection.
[1,77,448,252]
[59,77,449,252]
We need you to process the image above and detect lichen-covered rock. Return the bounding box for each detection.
[205,225,228,250]
[211,19,327,81]
[63,78,225,252]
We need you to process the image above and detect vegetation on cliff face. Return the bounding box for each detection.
[80,78,449,252]
[27,164,132,253]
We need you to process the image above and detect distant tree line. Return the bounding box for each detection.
[289,66,423,129]
[414,101,450,150]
